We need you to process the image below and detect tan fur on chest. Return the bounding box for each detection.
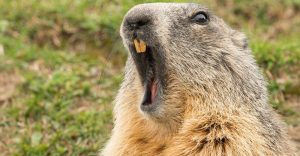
[101,91,293,156]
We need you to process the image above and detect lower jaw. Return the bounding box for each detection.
[140,101,158,113]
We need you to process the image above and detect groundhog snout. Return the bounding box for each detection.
[125,14,150,31]
[122,6,154,38]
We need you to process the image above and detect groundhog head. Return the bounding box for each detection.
[120,3,266,123]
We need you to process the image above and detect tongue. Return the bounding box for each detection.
[141,80,158,106]
[151,80,158,102]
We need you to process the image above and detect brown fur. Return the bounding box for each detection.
[101,3,295,156]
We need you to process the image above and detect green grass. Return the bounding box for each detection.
[0,46,122,155]
[0,0,299,155]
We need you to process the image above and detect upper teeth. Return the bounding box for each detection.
[133,39,147,53]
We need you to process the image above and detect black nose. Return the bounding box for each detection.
[126,16,149,30]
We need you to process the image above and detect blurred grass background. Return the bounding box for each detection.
[0,0,299,155]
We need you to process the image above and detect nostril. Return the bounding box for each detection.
[137,19,148,27]
[127,18,149,30]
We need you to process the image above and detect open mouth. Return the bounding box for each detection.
[142,75,158,105]
[130,38,160,110]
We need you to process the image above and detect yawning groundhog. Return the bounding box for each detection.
[101,3,295,156]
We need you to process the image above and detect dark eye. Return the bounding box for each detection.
[191,12,209,24]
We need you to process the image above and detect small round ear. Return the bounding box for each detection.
[231,31,248,49]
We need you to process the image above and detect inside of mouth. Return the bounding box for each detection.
[142,78,158,105]
[141,48,158,106]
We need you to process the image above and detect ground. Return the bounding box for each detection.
[0,0,299,155]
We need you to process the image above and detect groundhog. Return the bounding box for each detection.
[101,3,295,156]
